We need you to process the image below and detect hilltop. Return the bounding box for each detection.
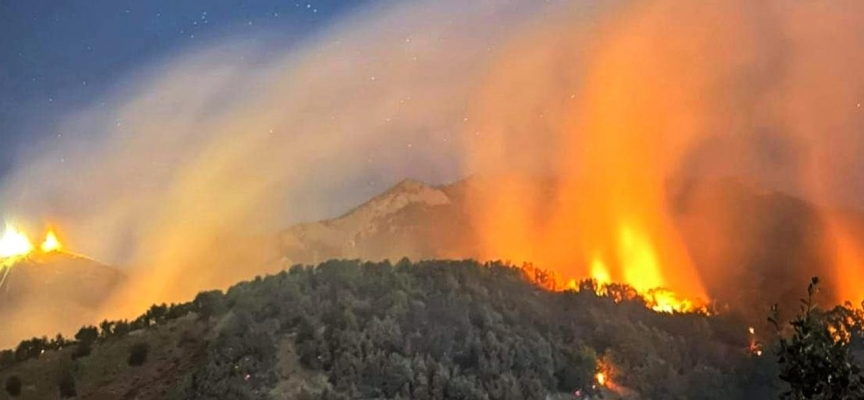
[0,252,123,348]
[279,179,475,264]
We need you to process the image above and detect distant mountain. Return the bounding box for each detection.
[0,252,124,347]
[279,179,477,264]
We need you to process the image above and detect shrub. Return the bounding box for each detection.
[128,342,150,366]
[5,375,21,397]
[74,326,99,345]
[71,341,92,360]
[58,372,76,398]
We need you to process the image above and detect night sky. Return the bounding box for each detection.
[0,0,369,177]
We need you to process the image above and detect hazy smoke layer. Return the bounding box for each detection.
[0,0,561,326]
[1,0,864,343]
[463,0,864,307]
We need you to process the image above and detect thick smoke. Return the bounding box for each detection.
[2,0,864,343]
[463,0,864,310]
[0,0,559,330]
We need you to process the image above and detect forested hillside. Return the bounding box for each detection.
[0,259,792,399]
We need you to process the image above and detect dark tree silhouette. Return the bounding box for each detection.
[770,277,864,400]
[5,375,21,397]
[128,342,150,366]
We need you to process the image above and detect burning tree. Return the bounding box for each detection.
[770,277,864,400]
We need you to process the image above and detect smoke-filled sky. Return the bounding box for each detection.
[0,0,571,262]
[0,0,364,170]
[3,0,864,331]
[0,0,554,199]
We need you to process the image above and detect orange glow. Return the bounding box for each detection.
[590,256,611,285]
[595,372,607,387]
[520,262,707,314]
[645,288,702,314]
[0,224,67,261]
[0,224,33,259]
[827,222,864,305]
[462,1,713,308]
[41,230,62,253]
[618,225,663,292]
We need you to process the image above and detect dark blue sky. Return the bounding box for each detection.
[0,0,368,176]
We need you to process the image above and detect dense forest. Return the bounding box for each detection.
[0,259,862,399]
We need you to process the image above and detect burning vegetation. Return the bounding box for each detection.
[520,262,707,314]
[0,224,63,264]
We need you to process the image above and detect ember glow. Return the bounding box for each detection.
[595,372,607,387]
[747,327,763,356]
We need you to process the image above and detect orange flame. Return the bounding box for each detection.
[825,220,864,305]
[41,230,62,253]
[0,224,65,260]
[595,372,607,387]
[590,256,611,286]
[520,262,706,314]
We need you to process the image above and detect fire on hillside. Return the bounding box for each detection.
[0,224,64,263]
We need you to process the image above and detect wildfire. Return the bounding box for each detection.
[644,288,702,314]
[41,230,62,253]
[590,256,611,286]
[521,259,707,314]
[0,224,34,258]
[0,224,64,260]
[618,225,664,291]
[595,372,607,387]
[593,359,614,392]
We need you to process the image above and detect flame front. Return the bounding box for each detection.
[522,261,706,314]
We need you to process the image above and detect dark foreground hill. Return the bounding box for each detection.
[0,259,783,400]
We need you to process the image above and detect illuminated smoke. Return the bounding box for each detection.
[0,0,863,344]
[462,0,864,306]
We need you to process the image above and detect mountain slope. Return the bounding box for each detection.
[0,252,124,348]
[280,179,476,264]
[0,259,780,400]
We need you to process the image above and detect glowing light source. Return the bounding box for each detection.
[0,224,33,258]
[41,230,62,253]
[520,261,707,314]
[590,256,611,285]
[595,372,607,386]
[618,225,663,292]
